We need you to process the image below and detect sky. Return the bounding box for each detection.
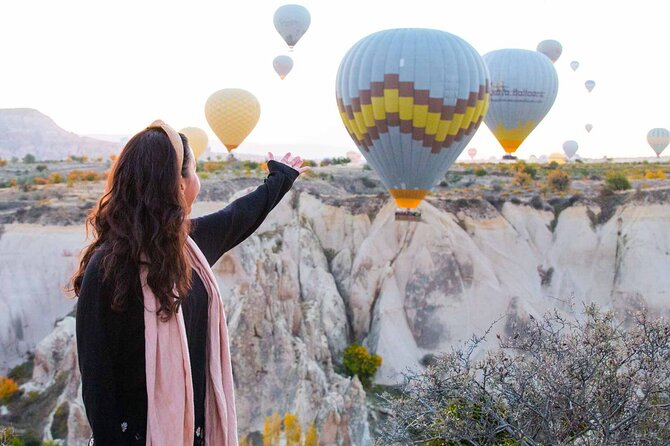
[0,0,668,161]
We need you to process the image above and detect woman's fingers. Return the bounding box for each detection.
[280,152,291,164]
[267,152,274,161]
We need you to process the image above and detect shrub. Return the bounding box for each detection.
[319,158,332,167]
[302,159,317,167]
[35,164,48,173]
[198,172,210,180]
[474,167,487,177]
[0,159,7,167]
[283,413,301,446]
[605,171,631,191]
[48,173,63,184]
[644,169,666,180]
[343,343,382,388]
[331,156,351,165]
[32,176,48,185]
[22,154,36,164]
[0,376,19,403]
[546,169,570,192]
[512,171,532,187]
[377,305,670,445]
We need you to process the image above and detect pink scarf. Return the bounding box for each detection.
[141,236,238,445]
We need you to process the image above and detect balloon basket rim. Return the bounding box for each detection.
[395,209,422,222]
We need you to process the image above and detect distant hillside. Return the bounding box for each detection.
[0,109,122,161]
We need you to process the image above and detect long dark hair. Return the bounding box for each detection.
[71,128,193,321]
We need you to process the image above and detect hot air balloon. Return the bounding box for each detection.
[204,89,260,152]
[467,148,477,160]
[273,55,294,80]
[336,28,490,219]
[585,80,596,92]
[273,4,310,51]
[179,127,208,160]
[570,61,580,71]
[647,128,670,157]
[562,140,578,159]
[483,49,558,159]
[585,123,593,133]
[548,152,566,165]
[536,39,562,63]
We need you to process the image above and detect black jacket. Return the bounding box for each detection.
[76,160,298,445]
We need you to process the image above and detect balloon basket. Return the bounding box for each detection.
[395,209,421,222]
[502,154,517,161]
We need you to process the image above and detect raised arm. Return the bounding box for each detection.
[189,158,301,266]
[75,253,126,445]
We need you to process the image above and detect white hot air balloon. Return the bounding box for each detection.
[273,4,311,51]
[562,140,578,159]
[273,55,294,79]
[483,49,559,159]
[585,123,593,133]
[585,80,596,92]
[536,39,562,63]
[647,128,670,157]
[570,61,580,71]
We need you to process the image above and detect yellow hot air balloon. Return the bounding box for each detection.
[204,89,261,152]
[179,127,208,160]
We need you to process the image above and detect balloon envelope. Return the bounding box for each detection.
[273,55,294,79]
[536,39,562,63]
[548,152,566,165]
[179,127,208,160]
[336,28,490,209]
[562,140,578,158]
[483,49,559,155]
[585,80,596,92]
[585,123,593,133]
[467,148,477,159]
[204,89,261,152]
[570,61,580,71]
[647,128,670,157]
[273,4,310,50]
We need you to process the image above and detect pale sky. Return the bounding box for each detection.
[0,0,667,161]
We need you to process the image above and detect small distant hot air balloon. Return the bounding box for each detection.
[585,123,593,133]
[467,148,477,160]
[273,4,310,51]
[336,28,490,218]
[484,49,559,159]
[273,55,294,80]
[570,61,580,71]
[585,80,596,92]
[548,152,567,165]
[204,88,261,152]
[536,40,562,63]
[647,128,670,157]
[179,127,208,160]
[562,140,578,159]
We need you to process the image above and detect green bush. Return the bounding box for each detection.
[343,343,382,389]
[547,169,570,192]
[605,171,631,191]
[474,167,487,177]
[22,154,36,164]
[512,171,532,187]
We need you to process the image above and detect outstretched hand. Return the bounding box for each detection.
[267,152,310,174]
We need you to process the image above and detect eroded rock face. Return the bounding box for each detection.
[3,190,670,445]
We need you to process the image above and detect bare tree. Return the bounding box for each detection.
[376,305,670,445]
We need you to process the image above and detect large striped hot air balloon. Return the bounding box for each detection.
[537,39,562,63]
[336,28,489,216]
[647,128,670,157]
[179,127,208,160]
[204,89,260,152]
[273,4,310,51]
[483,49,559,159]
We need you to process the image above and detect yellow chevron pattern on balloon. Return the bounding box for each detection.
[205,89,261,152]
[337,86,489,151]
[492,121,537,154]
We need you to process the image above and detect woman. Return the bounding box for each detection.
[73,120,307,445]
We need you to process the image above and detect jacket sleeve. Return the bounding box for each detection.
[189,159,299,266]
[76,256,126,445]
